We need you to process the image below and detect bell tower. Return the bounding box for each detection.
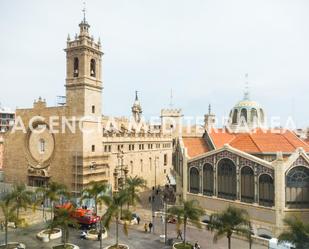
[65,10,103,116]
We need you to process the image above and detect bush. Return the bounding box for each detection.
[174,242,193,249]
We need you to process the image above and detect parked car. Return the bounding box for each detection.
[269,238,295,249]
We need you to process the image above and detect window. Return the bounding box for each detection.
[104,145,111,153]
[117,144,124,151]
[203,164,214,196]
[164,154,168,166]
[217,159,236,200]
[92,105,95,114]
[140,159,143,172]
[73,57,79,77]
[91,145,95,152]
[190,167,199,194]
[39,139,45,154]
[286,166,309,208]
[241,166,254,203]
[129,144,135,151]
[240,108,247,122]
[251,108,258,123]
[259,174,274,207]
[232,109,238,124]
[90,59,96,77]
[130,161,133,174]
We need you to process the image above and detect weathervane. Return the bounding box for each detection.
[169,89,174,108]
[244,73,250,100]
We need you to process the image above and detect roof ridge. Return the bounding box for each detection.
[283,130,309,150]
[280,130,298,150]
[248,133,262,153]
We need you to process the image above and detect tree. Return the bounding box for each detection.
[278,215,309,249]
[80,181,109,215]
[101,190,131,248]
[125,176,146,210]
[0,195,25,248]
[36,182,69,220]
[8,184,33,222]
[168,200,205,246]
[48,206,79,248]
[208,206,251,249]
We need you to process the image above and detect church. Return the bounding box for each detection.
[3,15,175,193]
[174,91,309,237]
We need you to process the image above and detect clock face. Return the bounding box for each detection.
[27,125,55,164]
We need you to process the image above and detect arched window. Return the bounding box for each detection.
[240,108,247,122]
[39,139,45,154]
[286,166,309,208]
[190,167,200,194]
[241,166,254,203]
[251,108,258,123]
[259,174,274,207]
[232,109,238,124]
[260,108,265,123]
[90,59,96,77]
[218,159,236,200]
[203,164,214,196]
[73,57,79,77]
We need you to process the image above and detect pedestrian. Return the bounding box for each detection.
[144,223,148,232]
[194,241,201,249]
[148,222,153,233]
[97,232,102,241]
[80,230,87,240]
[176,229,183,240]
[137,216,141,225]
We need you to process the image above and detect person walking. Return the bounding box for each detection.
[176,229,183,240]
[148,222,153,233]
[144,223,148,232]
[137,216,141,225]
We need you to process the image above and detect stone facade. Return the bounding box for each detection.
[0,135,3,170]
[3,18,173,193]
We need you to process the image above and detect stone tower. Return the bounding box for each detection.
[161,109,183,137]
[204,104,216,130]
[65,15,103,117]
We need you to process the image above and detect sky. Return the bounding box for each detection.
[0,0,309,127]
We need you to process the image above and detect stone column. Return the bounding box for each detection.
[236,157,240,200]
[183,148,188,201]
[200,164,203,194]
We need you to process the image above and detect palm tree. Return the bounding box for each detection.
[101,189,131,248]
[125,176,146,210]
[278,215,309,249]
[48,206,79,248]
[208,206,251,249]
[36,182,69,220]
[8,184,33,221]
[168,200,205,246]
[80,181,109,215]
[0,195,24,248]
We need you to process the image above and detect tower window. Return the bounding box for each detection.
[90,59,96,77]
[73,57,79,77]
[39,139,45,154]
[92,105,95,114]
[92,145,95,152]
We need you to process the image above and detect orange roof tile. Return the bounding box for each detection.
[208,128,309,153]
[182,137,210,158]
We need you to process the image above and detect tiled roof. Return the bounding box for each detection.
[209,128,309,153]
[182,137,210,158]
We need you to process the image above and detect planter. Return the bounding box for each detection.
[104,244,129,249]
[0,242,26,249]
[159,235,166,243]
[85,229,108,240]
[52,243,79,249]
[37,228,62,242]
[173,242,193,249]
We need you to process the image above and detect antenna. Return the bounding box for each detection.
[82,1,87,22]
[169,89,173,108]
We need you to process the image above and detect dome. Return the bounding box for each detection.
[228,96,265,132]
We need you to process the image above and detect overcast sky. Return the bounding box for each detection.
[0,0,309,127]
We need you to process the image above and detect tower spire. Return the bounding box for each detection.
[169,89,174,108]
[243,73,250,100]
[135,90,138,101]
[82,1,87,23]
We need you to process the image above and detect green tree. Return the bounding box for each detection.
[36,182,69,220]
[278,215,309,249]
[0,195,25,248]
[125,176,146,210]
[8,184,33,221]
[101,190,131,248]
[80,181,109,215]
[48,206,79,248]
[208,206,251,249]
[168,200,205,246]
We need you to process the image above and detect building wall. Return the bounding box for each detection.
[0,135,3,170]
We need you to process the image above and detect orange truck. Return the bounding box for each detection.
[55,203,100,227]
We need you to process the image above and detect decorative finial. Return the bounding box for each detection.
[67,34,70,41]
[244,73,250,100]
[82,1,87,23]
[135,90,138,101]
[208,104,211,115]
